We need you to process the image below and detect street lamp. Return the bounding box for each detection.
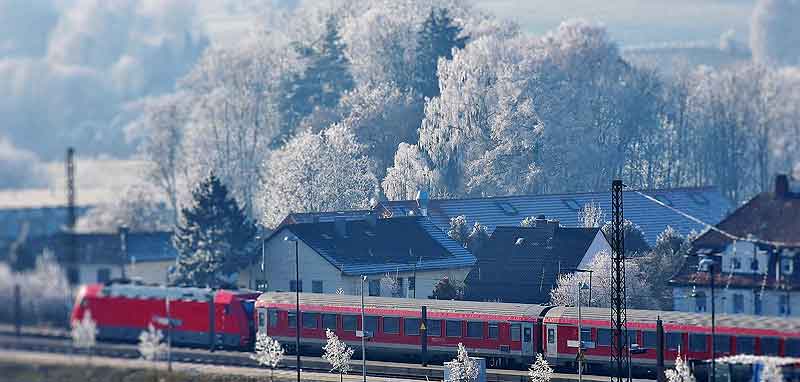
[577,282,590,382]
[698,256,716,382]
[361,275,367,382]
[284,234,300,382]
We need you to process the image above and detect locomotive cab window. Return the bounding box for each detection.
[405,318,420,336]
[322,314,337,330]
[383,317,400,334]
[258,312,265,328]
[467,322,483,338]
[548,328,556,344]
[446,320,462,337]
[689,334,707,352]
[510,323,521,342]
[342,315,357,331]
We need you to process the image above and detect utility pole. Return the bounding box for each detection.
[610,180,630,382]
[66,148,78,285]
[361,275,367,382]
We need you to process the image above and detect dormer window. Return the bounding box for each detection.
[731,258,741,270]
[751,258,759,271]
[782,258,794,275]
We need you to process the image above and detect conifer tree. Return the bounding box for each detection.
[414,8,468,99]
[171,173,257,288]
[280,15,354,136]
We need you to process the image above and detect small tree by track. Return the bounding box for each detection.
[71,310,98,379]
[322,328,354,382]
[251,332,285,382]
[445,343,479,382]
[529,353,553,382]
[138,324,168,382]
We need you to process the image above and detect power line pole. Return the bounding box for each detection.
[610,180,630,382]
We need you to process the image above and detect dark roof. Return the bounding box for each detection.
[277,216,475,275]
[278,210,373,227]
[0,205,91,241]
[465,225,601,304]
[692,191,800,250]
[377,187,731,246]
[47,231,176,264]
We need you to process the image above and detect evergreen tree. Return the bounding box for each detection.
[171,173,258,288]
[414,8,468,99]
[280,15,354,139]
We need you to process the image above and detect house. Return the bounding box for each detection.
[671,175,800,317]
[0,206,91,266]
[375,187,732,247]
[43,231,176,285]
[464,216,610,304]
[241,215,476,298]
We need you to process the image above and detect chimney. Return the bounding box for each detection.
[334,218,347,238]
[775,174,789,198]
[534,215,559,233]
[416,190,429,217]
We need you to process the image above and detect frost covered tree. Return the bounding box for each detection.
[447,215,470,247]
[578,202,604,228]
[76,184,173,233]
[638,227,691,310]
[414,7,468,99]
[445,343,479,382]
[261,125,378,227]
[0,251,71,326]
[72,310,98,363]
[431,276,464,300]
[382,143,445,200]
[171,173,258,288]
[467,222,490,252]
[750,0,800,66]
[251,332,284,382]
[528,354,553,382]
[601,219,650,255]
[138,323,168,380]
[322,328,354,382]
[665,353,695,382]
[550,252,653,309]
[381,272,401,297]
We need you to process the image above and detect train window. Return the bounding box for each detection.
[303,313,319,329]
[548,328,556,344]
[428,320,442,337]
[446,321,462,337]
[384,317,400,334]
[488,323,499,340]
[667,333,682,350]
[761,338,779,355]
[787,339,800,356]
[467,322,483,338]
[737,337,755,354]
[715,335,731,353]
[626,330,638,346]
[342,315,357,331]
[581,328,592,342]
[288,312,297,328]
[322,314,337,330]
[405,318,420,336]
[268,309,278,328]
[510,324,521,342]
[597,329,611,346]
[365,316,379,334]
[642,332,656,349]
[689,334,707,352]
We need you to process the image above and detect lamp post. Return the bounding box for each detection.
[284,235,300,382]
[577,282,590,382]
[361,275,367,382]
[698,256,716,382]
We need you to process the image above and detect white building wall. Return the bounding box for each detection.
[77,264,123,285]
[673,286,800,317]
[578,231,612,268]
[125,260,173,284]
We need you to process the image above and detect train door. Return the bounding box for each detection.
[522,322,534,355]
[257,308,269,336]
[546,324,558,357]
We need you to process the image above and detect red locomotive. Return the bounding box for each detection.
[71,282,259,350]
[256,292,800,371]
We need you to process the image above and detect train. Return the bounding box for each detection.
[72,282,800,373]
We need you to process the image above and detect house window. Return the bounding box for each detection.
[510,323,521,342]
[405,318,420,336]
[290,280,303,292]
[597,329,611,346]
[323,314,337,330]
[733,294,744,313]
[488,323,499,339]
[467,322,483,338]
[368,280,380,296]
[782,258,794,275]
[751,258,759,271]
[256,280,268,291]
[754,292,763,315]
[446,320,462,337]
[396,278,405,297]
[342,315,357,331]
[383,317,400,334]
[731,258,741,270]
[97,268,111,283]
[312,280,323,294]
[780,295,792,315]
[694,291,707,312]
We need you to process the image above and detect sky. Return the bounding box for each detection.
[0,0,758,200]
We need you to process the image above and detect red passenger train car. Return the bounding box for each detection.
[255,292,550,367]
[72,282,260,349]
